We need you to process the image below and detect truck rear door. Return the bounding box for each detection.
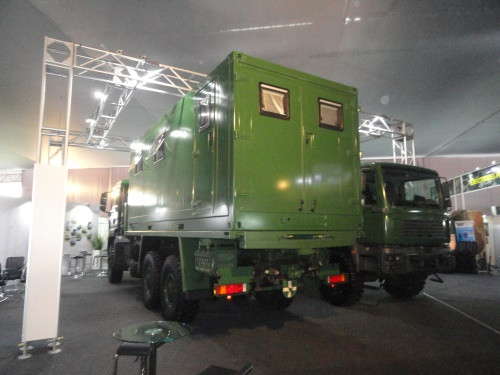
[234,68,303,215]
[301,84,358,216]
[234,62,359,229]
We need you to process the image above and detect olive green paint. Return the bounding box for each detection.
[124,52,361,292]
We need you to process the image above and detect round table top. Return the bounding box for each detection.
[113,321,191,344]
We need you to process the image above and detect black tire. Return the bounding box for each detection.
[383,273,427,299]
[107,244,123,284]
[142,251,164,309]
[319,254,364,306]
[159,255,199,323]
[255,290,294,310]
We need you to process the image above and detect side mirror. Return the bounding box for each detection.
[99,192,108,212]
[440,177,452,210]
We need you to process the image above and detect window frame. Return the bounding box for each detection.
[154,137,166,163]
[318,98,344,131]
[196,80,216,133]
[259,82,290,120]
[147,133,166,164]
[134,153,144,175]
[361,168,378,205]
[198,94,212,132]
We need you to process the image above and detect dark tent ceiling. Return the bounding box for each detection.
[1,0,499,169]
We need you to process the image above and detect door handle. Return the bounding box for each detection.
[305,133,314,148]
[208,130,214,149]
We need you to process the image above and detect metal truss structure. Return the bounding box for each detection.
[38,37,417,167]
[359,112,416,165]
[44,128,134,155]
[38,36,206,164]
[0,171,22,184]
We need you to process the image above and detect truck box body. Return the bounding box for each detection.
[126,52,361,249]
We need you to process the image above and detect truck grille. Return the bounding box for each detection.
[403,220,445,238]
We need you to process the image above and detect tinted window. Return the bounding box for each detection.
[259,83,290,120]
[362,169,377,204]
[134,154,143,174]
[199,94,211,132]
[319,98,343,131]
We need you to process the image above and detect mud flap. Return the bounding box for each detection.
[282,280,298,298]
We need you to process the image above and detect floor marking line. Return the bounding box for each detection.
[423,292,500,335]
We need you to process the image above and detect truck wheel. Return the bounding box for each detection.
[319,273,364,306]
[319,256,363,306]
[255,290,294,310]
[383,273,427,299]
[108,244,123,284]
[160,255,199,323]
[142,251,164,309]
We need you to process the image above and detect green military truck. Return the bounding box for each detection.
[356,162,453,298]
[100,52,362,321]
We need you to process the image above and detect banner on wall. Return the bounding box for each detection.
[462,164,499,193]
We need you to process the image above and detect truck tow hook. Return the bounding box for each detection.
[429,272,444,283]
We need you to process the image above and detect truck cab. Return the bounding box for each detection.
[357,162,453,298]
[100,180,129,238]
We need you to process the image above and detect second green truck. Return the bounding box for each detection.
[355,162,453,299]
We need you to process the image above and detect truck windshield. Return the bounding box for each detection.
[382,168,443,208]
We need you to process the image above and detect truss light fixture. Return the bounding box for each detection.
[346,17,361,24]
[94,91,106,100]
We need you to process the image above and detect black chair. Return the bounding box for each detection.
[113,342,153,375]
[3,256,25,280]
[0,256,26,301]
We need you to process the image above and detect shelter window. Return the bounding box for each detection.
[148,133,166,163]
[199,94,211,132]
[134,154,144,174]
[318,98,343,131]
[259,83,290,120]
[154,139,165,163]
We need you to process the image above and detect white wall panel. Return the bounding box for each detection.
[22,164,67,342]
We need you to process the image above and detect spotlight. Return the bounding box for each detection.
[94,91,106,100]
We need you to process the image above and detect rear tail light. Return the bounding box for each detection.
[327,274,347,285]
[214,283,247,296]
